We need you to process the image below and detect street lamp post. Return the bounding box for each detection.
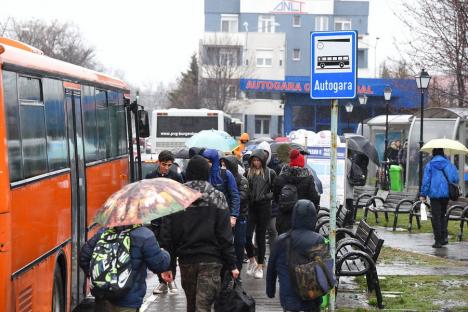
[358,94,368,136]
[345,102,354,132]
[415,69,432,193]
[383,86,392,160]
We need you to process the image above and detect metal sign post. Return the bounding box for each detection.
[310,30,357,311]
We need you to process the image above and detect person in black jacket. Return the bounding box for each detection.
[273,149,320,235]
[160,156,238,312]
[145,150,183,295]
[79,226,170,311]
[221,155,250,273]
[245,149,276,279]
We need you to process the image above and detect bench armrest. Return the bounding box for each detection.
[356,194,373,205]
[336,228,356,239]
[336,238,369,256]
[365,196,386,207]
[395,199,415,212]
[336,250,376,276]
[446,205,464,218]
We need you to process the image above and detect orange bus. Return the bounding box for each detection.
[0,37,134,311]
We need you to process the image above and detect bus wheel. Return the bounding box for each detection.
[52,266,65,312]
[320,63,325,68]
[339,62,344,68]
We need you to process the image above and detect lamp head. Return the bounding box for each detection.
[415,68,431,90]
[358,94,368,105]
[384,86,392,101]
[345,102,354,113]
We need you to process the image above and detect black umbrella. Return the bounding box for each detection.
[270,142,309,155]
[343,134,380,165]
[174,148,190,159]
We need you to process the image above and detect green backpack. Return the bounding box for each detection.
[89,225,140,299]
[286,236,336,301]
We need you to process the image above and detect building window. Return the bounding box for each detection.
[227,85,237,99]
[221,14,238,33]
[219,48,238,66]
[258,15,276,33]
[334,17,352,31]
[256,49,273,67]
[293,48,301,61]
[255,117,270,135]
[358,49,368,69]
[315,16,329,31]
[293,15,301,27]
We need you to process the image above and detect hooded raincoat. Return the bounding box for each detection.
[421,155,459,199]
[202,149,240,217]
[266,200,324,311]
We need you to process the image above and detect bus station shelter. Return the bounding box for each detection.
[406,107,468,194]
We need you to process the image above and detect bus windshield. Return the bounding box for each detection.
[156,115,218,138]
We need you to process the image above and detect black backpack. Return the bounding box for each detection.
[286,235,336,300]
[278,183,298,214]
[348,161,366,186]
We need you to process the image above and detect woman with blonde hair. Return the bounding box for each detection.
[245,149,276,279]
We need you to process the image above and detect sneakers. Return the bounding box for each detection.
[246,259,257,276]
[153,283,168,294]
[254,266,263,279]
[168,281,178,295]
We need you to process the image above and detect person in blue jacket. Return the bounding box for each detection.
[266,199,325,312]
[202,149,240,224]
[420,148,459,248]
[79,226,171,311]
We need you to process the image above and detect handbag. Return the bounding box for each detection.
[214,273,255,312]
[440,169,460,201]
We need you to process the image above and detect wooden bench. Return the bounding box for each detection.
[409,198,468,237]
[335,220,385,309]
[352,185,379,220]
[363,190,418,231]
[315,204,350,238]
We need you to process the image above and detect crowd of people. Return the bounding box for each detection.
[80,134,331,312]
[79,133,460,311]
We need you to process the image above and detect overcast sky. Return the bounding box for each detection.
[2,0,408,86]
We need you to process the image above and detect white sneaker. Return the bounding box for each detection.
[246,259,257,276]
[254,266,263,279]
[153,283,168,294]
[168,281,178,295]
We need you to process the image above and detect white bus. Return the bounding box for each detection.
[150,108,243,154]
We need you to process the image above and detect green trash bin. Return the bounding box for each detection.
[389,165,403,192]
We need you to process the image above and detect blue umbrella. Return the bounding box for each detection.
[185,129,237,153]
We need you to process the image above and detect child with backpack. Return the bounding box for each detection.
[79,225,171,311]
[266,200,335,312]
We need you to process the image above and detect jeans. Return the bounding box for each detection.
[246,201,271,264]
[234,216,248,271]
[94,299,139,312]
[267,217,278,250]
[430,198,449,243]
[180,262,222,312]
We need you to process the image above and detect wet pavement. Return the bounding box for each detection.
[373,225,468,262]
[76,225,468,311]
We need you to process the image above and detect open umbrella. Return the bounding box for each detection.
[343,134,380,165]
[270,142,309,155]
[94,178,201,227]
[421,138,468,155]
[185,129,237,153]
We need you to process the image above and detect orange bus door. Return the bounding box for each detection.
[65,89,87,309]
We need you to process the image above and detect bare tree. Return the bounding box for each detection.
[379,59,412,79]
[399,0,467,107]
[138,81,171,111]
[199,33,254,112]
[2,18,97,69]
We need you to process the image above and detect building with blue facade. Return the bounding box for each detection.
[202,0,420,137]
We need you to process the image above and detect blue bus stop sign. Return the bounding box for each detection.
[310,31,357,99]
